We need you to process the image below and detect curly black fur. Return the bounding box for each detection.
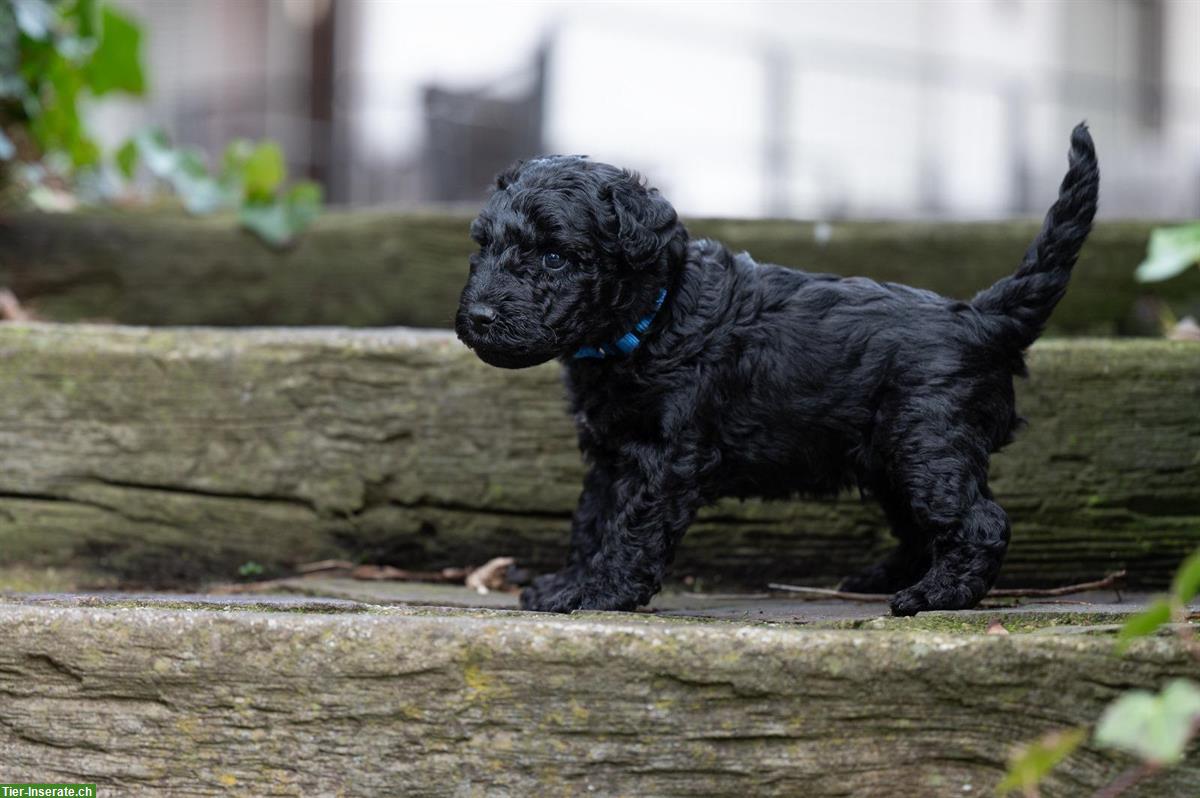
[456,126,1099,616]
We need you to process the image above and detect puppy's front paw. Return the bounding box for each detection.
[890,580,981,616]
[520,572,582,613]
[519,572,640,613]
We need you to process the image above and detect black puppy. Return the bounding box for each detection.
[456,125,1098,616]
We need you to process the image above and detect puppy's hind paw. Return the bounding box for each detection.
[520,572,583,613]
[888,585,931,617]
[889,580,982,616]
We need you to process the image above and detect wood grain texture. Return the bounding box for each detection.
[2,211,1196,331]
[0,325,1195,588]
[0,599,1196,796]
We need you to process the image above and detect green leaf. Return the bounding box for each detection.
[114,136,137,178]
[82,5,144,96]
[285,180,322,228]
[995,727,1086,796]
[239,200,293,247]
[0,128,14,160]
[135,127,177,177]
[1095,679,1200,765]
[169,147,226,214]
[1136,224,1200,283]
[31,56,101,168]
[1171,549,1200,605]
[238,561,264,577]
[13,0,55,40]
[242,141,285,202]
[131,129,231,214]
[1117,598,1173,651]
[72,0,101,39]
[220,138,254,183]
[239,181,321,247]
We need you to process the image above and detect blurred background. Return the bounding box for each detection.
[90,0,1200,220]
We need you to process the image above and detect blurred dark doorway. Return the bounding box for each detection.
[421,45,547,203]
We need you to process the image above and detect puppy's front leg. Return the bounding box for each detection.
[520,444,702,613]
[520,465,612,609]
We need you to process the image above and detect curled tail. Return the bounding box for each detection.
[972,123,1099,349]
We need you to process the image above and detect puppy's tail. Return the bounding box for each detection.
[972,123,1099,350]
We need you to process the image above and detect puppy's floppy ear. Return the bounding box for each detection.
[604,171,682,269]
[494,160,525,191]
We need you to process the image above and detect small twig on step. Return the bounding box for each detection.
[767,570,1128,603]
[294,559,356,574]
[987,570,1126,597]
[766,584,888,602]
[351,564,470,582]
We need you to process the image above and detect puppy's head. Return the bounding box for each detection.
[455,156,686,369]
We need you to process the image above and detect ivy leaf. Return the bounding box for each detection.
[286,180,322,229]
[239,181,322,247]
[72,0,101,40]
[132,129,229,213]
[1171,549,1200,605]
[1095,680,1200,765]
[239,200,292,247]
[31,56,100,168]
[1116,598,1172,652]
[12,0,55,41]
[169,147,226,214]
[220,138,254,184]
[83,5,144,96]
[135,126,178,177]
[995,727,1086,796]
[238,561,264,577]
[242,141,285,202]
[0,128,14,160]
[114,136,137,179]
[1136,224,1200,283]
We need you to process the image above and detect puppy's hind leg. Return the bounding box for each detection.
[878,422,1011,616]
[838,480,931,594]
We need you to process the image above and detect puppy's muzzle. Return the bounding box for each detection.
[466,303,498,333]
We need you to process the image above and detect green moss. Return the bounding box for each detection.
[830,610,1142,634]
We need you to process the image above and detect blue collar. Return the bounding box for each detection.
[573,288,668,360]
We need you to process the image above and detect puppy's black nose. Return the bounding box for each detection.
[468,303,497,330]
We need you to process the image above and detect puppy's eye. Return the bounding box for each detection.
[542,252,568,270]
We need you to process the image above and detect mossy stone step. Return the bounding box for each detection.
[3,211,1198,333]
[0,594,1197,796]
[0,326,1196,589]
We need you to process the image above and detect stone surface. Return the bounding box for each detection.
[0,593,1196,796]
[2,211,1197,333]
[0,326,1196,589]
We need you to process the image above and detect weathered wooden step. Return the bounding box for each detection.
[0,326,1196,588]
[2,211,1196,333]
[0,595,1196,796]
